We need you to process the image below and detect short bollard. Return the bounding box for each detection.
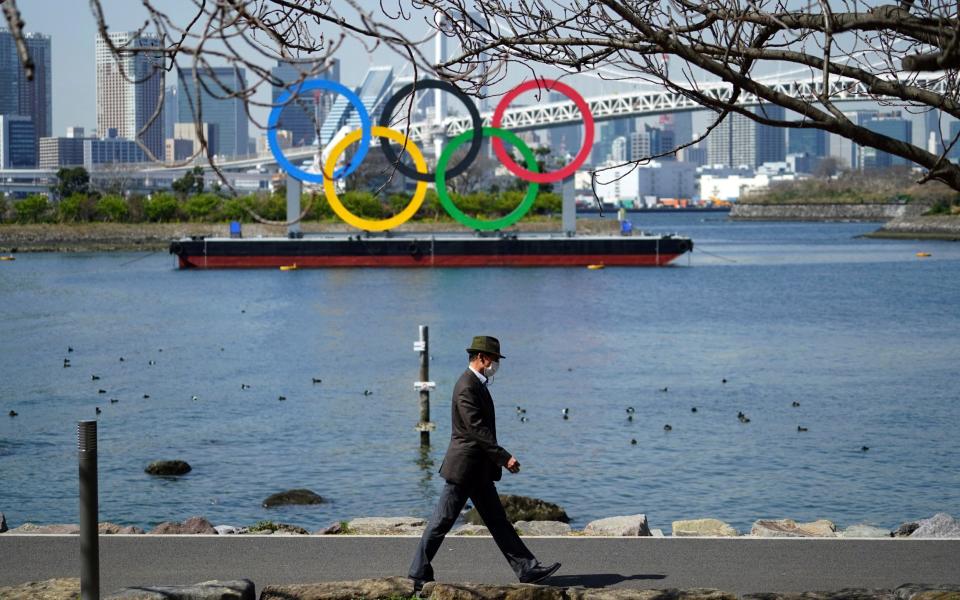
[78,420,100,600]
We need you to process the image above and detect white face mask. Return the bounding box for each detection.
[483,360,499,381]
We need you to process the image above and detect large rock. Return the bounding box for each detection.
[149,516,217,534]
[909,513,960,538]
[893,521,920,538]
[839,524,891,538]
[8,523,80,534]
[743,590,894,600]
[145,460,191,476]
[262,488,325,508]
[429,582,567,600]
[452,524,491,536]
[99,522,145,534]
[750,519,837,538]
[0,578,80,600]
[260,576,413,600]
[515,520,572,536]
[314,522,343,535]
[582,514,652,536]
[0,511,7,532]
[465,495,569,525]
[672,519,739,537]
[895,583,960,600]
[105,579,254,599]
[345,516,426,535]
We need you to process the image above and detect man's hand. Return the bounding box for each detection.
[506,456,520,474]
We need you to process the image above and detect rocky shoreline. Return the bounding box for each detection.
[728,202,916,222]
[864,215,960,241]
[3,511,958,539]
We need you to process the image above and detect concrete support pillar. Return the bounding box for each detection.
[562,174,576,236]
[286,173,302,237]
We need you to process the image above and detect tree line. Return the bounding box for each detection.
[0,167,563,225]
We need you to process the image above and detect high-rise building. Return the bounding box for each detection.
[0,115,37,168]
[949,121,960,161]
[96,32,165,160]
[862,111,912,169]
[39,136,86,169]
[163,86,178,141]
[610,136,628,162]
[271,59,339,148]
[658,112,692,148]
[631,124,676,161]
[1,30,52,150]
[788,127,827,158]
[549,91,583,159]
[708,104,785,168]
[178,67,249,157]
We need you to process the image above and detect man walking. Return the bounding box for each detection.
[409,336,561,592]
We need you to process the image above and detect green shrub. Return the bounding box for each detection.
[14,195,53,223]
[221,197,254,222]
[96,195,129,222]
[0,195,8,222]
[533,192,562,215]
[340,190,383,219]
[144,193,179,222]
[183,193,222,221]
[252,192,286,220]
[58,194,97,222]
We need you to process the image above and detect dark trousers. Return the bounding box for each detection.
[409,478,538,581]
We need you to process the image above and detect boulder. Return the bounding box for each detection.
[909,513,960,538]
[149,516,217,534]
[214,525,240,535]
[144,460,191,476]
[582,514,652,536]
[0,578,80,600]
[99,522,145,534]
[452,524,491,536]
[260,576,413,600]
[429,582,567,600]
[672,519,739,537]
[895,583,960,600]
[104,579,254,599]
[465,495,569,525]
[651,529,665,538]
[750,519,836,538]
[893,521,920,538]
[9,523,80,534]
[262,488,325,508]
[743,590,894,600]
[839,524,891,538]
[345,516,426,535]
[0,511,7,533]
[514,520,572,536]
[314,522,343,535]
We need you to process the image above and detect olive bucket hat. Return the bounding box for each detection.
[466,335,505,359]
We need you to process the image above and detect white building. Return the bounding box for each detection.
[592,161,697,207]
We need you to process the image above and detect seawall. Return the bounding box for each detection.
[729,202,913,221]
[866,215,960,240]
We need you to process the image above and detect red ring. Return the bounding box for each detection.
[491,79,595,183]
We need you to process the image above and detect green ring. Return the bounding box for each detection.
[436,126,539,231]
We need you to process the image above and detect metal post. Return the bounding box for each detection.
[562,174,576,236]
[78,420,99,600]
[414,326,435,446]
[286,172,302,238]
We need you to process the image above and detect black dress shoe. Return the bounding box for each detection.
[519,561,561,584]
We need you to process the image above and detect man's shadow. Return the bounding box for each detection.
[545,573,667,588]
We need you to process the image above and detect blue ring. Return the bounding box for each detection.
[267,78,371,182]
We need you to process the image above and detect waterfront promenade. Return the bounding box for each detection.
[2,535,959,595]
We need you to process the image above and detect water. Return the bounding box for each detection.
[1,213,959,534]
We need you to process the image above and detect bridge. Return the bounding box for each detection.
[2,72,946,196]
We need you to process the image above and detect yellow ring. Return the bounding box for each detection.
[323,126,428,231]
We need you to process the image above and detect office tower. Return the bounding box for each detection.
[1,30,52,150]
[610,136,628,162]
[632,124,676,161]
[96,31,165,159]
[164,86,178,140]
[0,115,37,168]
[659,112,692,147]
[178,67,248,157]
[549,91,583,159]
[708,104,785,168]
[862,111,913,169]
[788,127,827,158]
[271,59,339,148]
[949,122,960,160]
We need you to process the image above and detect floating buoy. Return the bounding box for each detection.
[280,263,298,271]
[587,264,605,270]
[916,252,931,258]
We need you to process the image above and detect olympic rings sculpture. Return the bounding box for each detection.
[268,78,594,232]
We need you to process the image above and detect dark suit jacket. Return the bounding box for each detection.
[439,369,512,485]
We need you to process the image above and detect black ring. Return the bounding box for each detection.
[378,79,484,182]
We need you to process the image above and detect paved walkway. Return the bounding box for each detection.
[2,535,959,596]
